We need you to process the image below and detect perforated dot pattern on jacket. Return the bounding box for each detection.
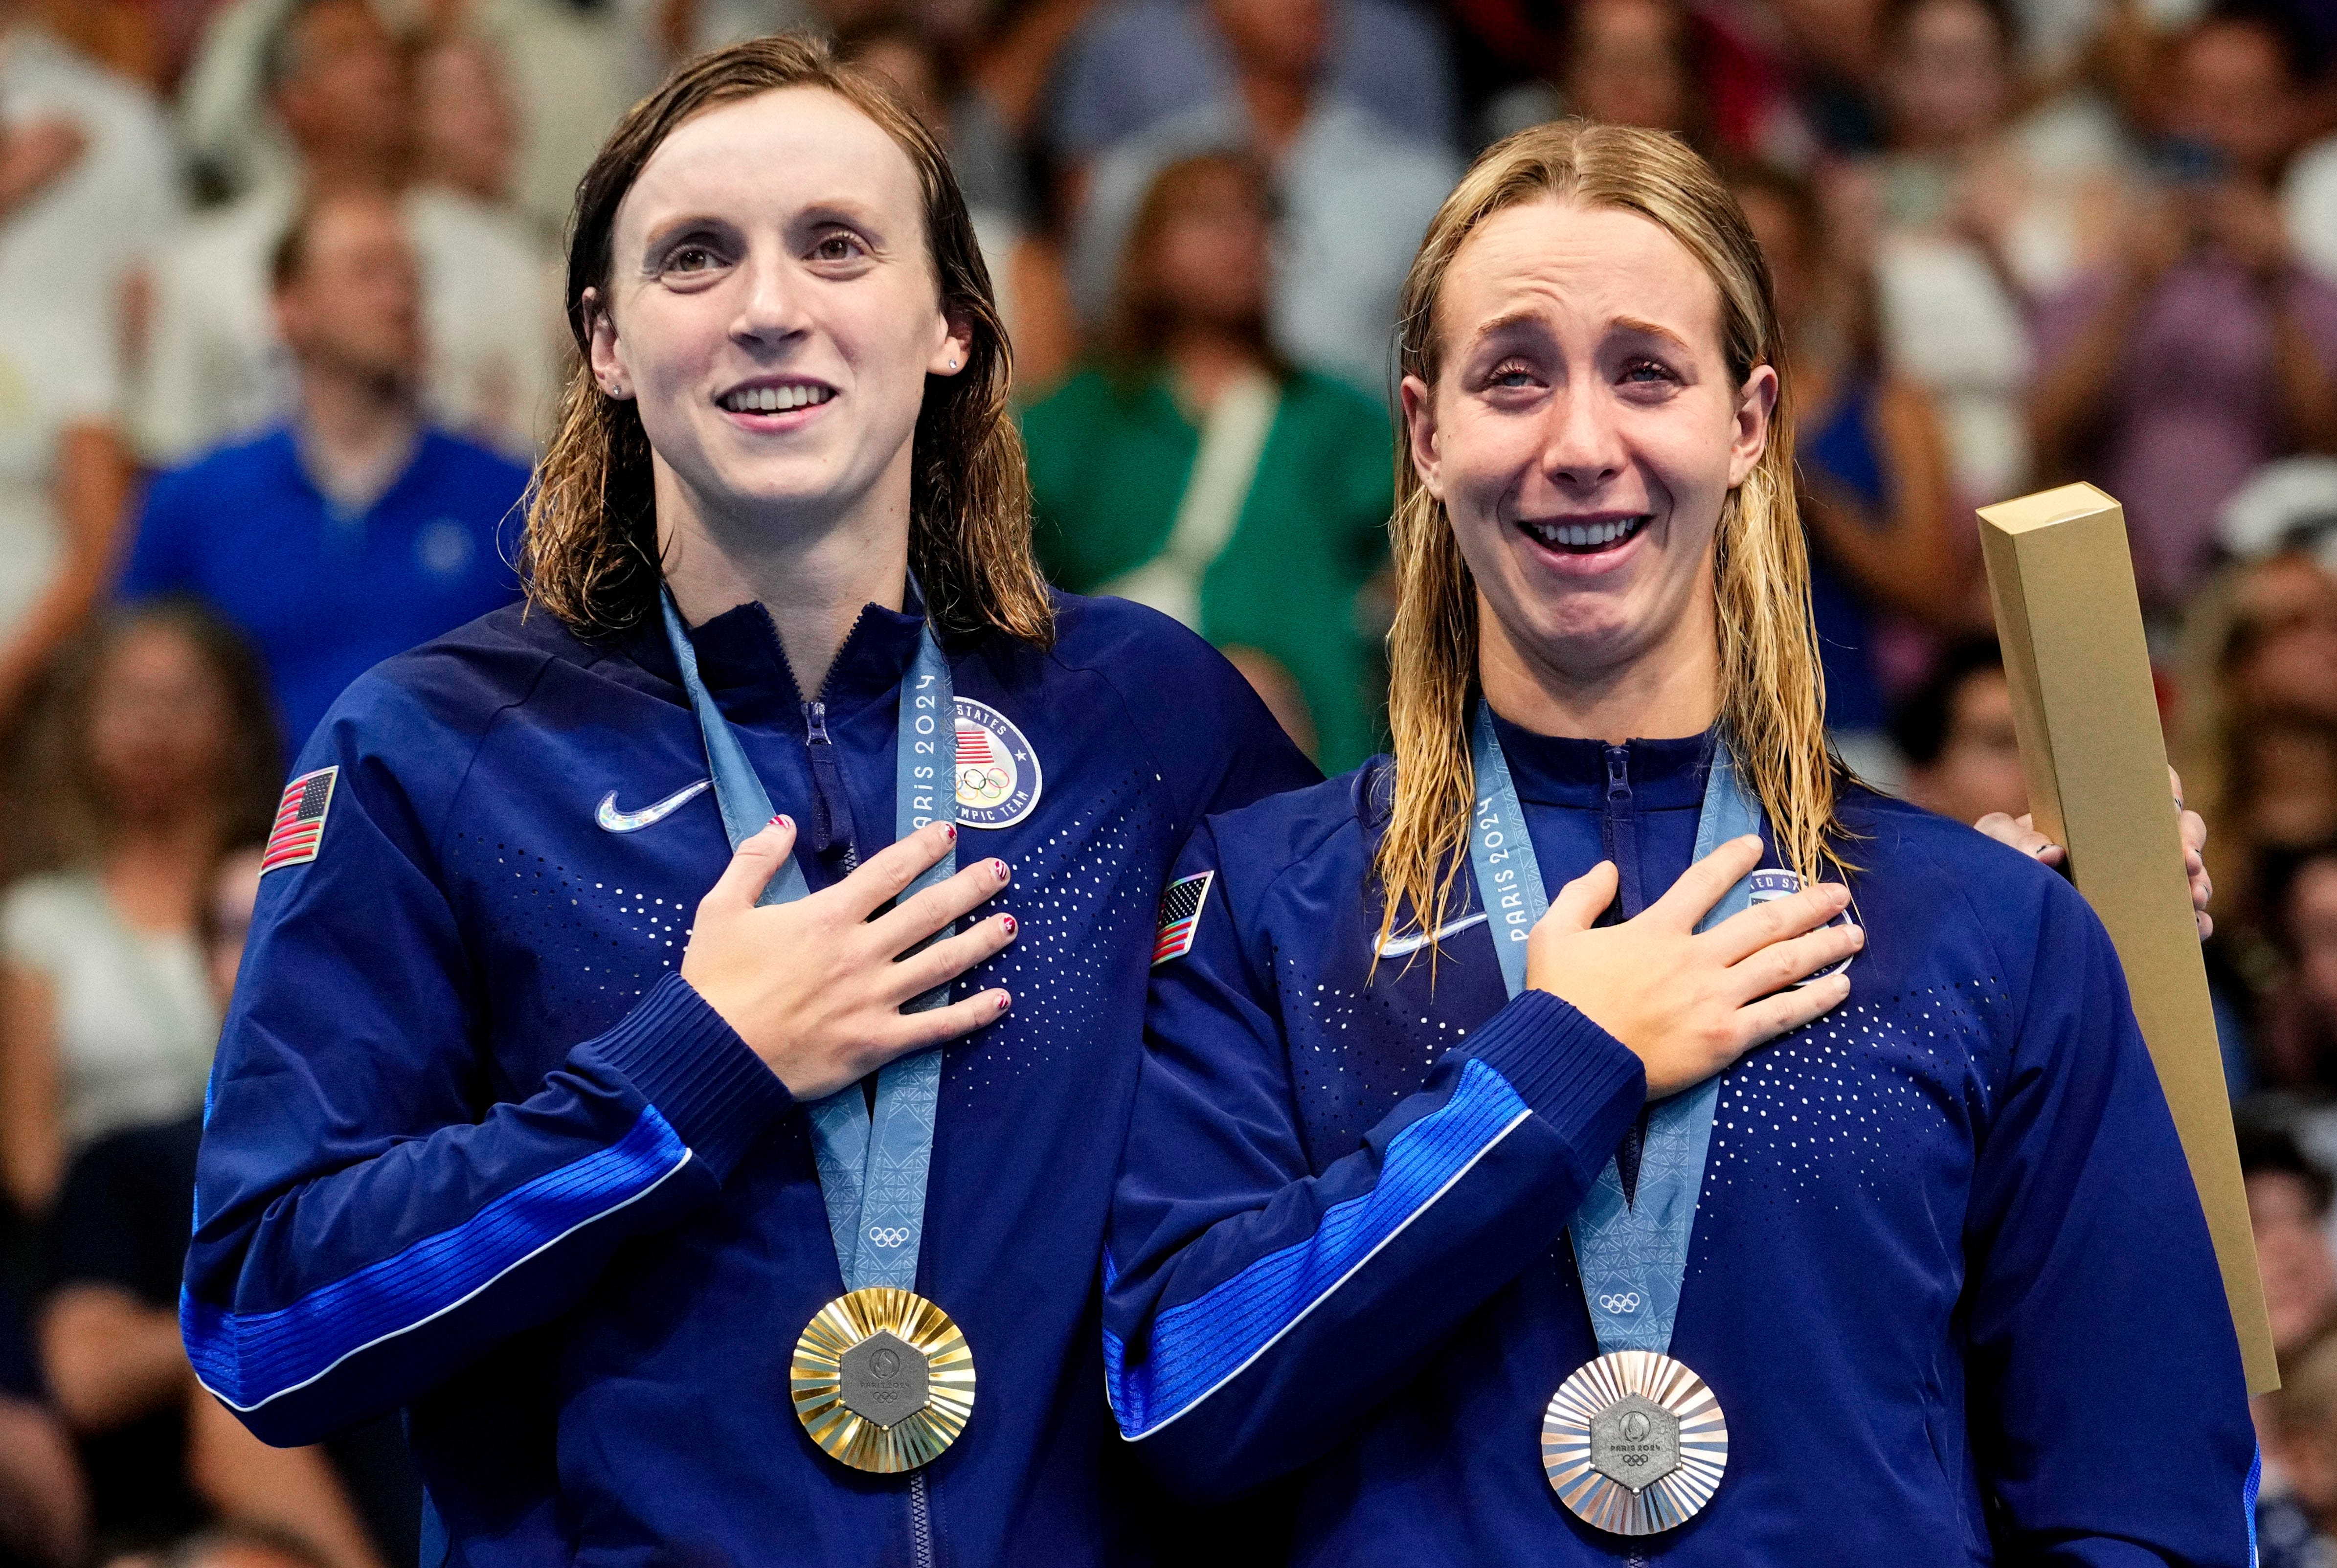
[947,777,1166,1107]
[1703,978,2009,1221]
[445,769,1176,1105]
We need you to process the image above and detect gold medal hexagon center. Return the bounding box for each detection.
[791,1287,976,1474]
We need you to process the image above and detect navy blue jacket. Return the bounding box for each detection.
[181,591,1314,1568]
[1106,723,2258,1565]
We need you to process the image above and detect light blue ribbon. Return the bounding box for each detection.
[660,591,954,1294]
[1464,702,1761,1355]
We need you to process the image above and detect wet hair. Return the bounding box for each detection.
[1373,120,1849,962]
[522,33,1052,647]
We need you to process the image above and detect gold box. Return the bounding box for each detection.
[1978,482,2277,1394]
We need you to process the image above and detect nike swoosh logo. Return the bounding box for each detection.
[596,780,712,833]
[1375,911,1488,958]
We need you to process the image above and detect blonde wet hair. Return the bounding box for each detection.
[1372,120,1848,960]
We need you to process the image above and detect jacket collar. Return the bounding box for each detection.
[630,579,932,726]
[1488,710,1716,810]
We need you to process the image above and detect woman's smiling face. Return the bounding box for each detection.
[589,86,966,536]
[1402,197,1774,695]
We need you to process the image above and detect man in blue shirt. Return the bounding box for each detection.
[120,189,526,748]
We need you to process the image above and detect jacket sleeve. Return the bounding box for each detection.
[1102,821,1645,1500]
[1961,870,2257,1566]
[182,686,792,1447]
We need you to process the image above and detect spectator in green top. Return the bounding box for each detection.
[1021,151,1393,771]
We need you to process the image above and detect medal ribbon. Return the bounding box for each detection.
[660,590,954,1295]
[1464,702,1762,1356]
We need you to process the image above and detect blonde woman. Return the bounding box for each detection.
[1103,122,2253,1562]
[181,36,1316,1568]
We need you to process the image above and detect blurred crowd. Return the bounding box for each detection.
[0,0,2324,1560]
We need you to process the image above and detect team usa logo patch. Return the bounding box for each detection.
[953,699,1041,829]
[1152,871,1215,966]
[1746,868,1854,984]
[261,766,338,874]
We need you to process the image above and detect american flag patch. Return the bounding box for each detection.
[261,766,338,874]
[957,726,997,767]
[1152,871,1215,966]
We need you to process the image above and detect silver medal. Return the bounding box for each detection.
[1543,1349,1728,1534]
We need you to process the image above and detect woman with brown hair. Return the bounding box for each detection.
[1104,120,2253,1561]
[1022,151,1394,770]
[180,35,1314,1568]
[0,601,278,1217]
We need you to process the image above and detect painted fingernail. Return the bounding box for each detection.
[770,814,790,829]
[993,859,1010,881]
[995,991,1011,1011]
[943,824,957,842]
[1001,914,1016,936]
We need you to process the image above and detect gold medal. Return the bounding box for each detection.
[1542,1349,1727,1535]
[791,1286,976,1473]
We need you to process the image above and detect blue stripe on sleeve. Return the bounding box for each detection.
[1109,1058,1533,1439]
[184,1105,691,1411]
[2248,1445,2262,1568]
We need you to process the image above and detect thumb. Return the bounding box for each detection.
[1542,861,1619,935]
[703,815,796,912]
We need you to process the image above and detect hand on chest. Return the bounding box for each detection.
[1284,924,1997,1210]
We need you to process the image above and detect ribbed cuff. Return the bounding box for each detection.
[1465,990,1645,1141]
[582,971,793,1180]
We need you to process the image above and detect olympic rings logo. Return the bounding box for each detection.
[958,764,1011,802]
[1596,1292,1643,1314]
[867,1226,912,1249]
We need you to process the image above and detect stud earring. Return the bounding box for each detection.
[949,357,960,370]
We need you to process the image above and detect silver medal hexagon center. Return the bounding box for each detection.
[1588,1393,1681,1492]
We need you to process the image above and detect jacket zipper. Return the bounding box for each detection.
[814,687,933,1568]
[1603,744,1643,917]
[909,1471,934,1568]
[810,662,933,1567]
[795,637,936,1564]
[1603,743,1650,1205]
[804,698,860,872]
